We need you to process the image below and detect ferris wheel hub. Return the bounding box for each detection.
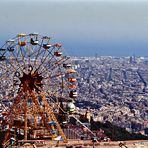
[18,70,43,92]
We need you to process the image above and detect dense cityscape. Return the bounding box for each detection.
[0,54,148,147]
[72,56,148,134]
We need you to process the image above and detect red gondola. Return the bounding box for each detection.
[68,85,77,89]
[54,51,62,57]
[54,43,62,47]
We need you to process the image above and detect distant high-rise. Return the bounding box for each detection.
[129,55,136,64]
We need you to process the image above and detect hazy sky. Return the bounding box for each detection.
[0,0,148,56]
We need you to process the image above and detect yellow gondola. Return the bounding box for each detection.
[18,41,26,46]
[17,33,26,37]
[18,33,27,46]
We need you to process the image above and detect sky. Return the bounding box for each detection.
[0,0,148,56]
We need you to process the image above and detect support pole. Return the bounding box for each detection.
[24,102,28,141]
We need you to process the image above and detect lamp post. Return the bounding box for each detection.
[91,137,97,148]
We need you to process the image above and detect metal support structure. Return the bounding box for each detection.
[24,101,28,141]
[0,33,75,146]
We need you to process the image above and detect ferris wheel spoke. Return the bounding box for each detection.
[7,59,21,73]
[0,65,9,71]
[26,45,44,70]
[23,45,29,61]
[46,92,61,103]
[34,48,54,73]
[29,45,41,59]
[38,54,56,74]
[16,46,21,60]
[34,36,51,68]
[46,86,64,99]
[23,44,31,73]
[43,73,64,80]
[39,51,64,75]
[33,39,44,67]
[27,44,34,66]
[0,43,7,56]
[0,59,20,75]
[48,49,65,64]
[8,48,24,72]
[0,70,12,80]
[49,56,68,72]
[18,46,27,68]
[42,53,55,70]
[39,48,49,62]
[27,45,31,65]
[37,65,51,77]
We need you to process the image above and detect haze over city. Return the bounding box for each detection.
[0,0,148,56]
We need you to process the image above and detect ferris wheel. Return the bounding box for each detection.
[0,33,78,146]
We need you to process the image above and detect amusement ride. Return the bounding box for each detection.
[0,33,78,147]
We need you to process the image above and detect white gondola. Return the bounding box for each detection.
[69,90,78,98]
[7,39,15,43]
[63,63,72,68]
[30,38,39,45]
[0,48,6,51]
[29,32,38,36]
[33,40,39,44]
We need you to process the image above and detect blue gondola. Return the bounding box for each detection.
[47,121,57,125]
[51,129,56,134]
